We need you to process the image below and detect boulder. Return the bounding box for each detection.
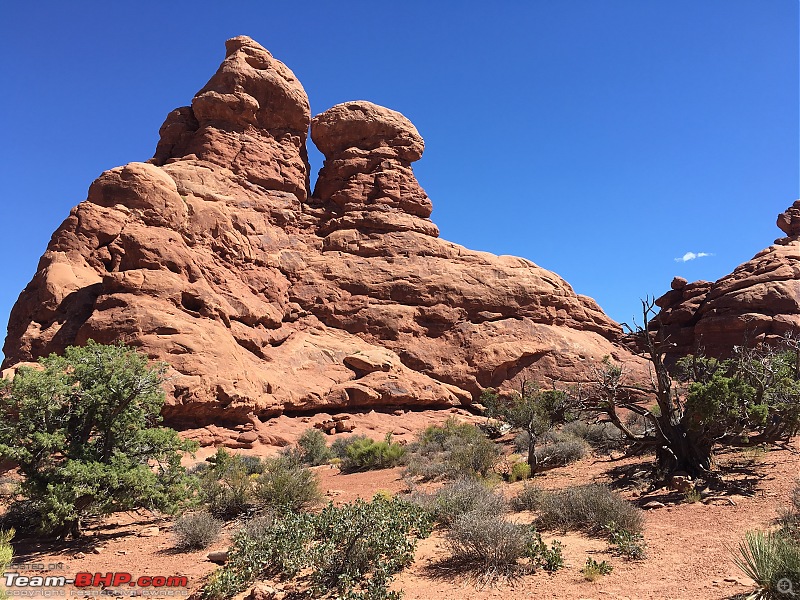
[310,101,435,236]
[207,550,229,564]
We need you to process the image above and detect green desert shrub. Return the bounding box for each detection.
[238,455,265,475]
[734,530,800,600]
[533,484,643,537]
[203,495,432,600]
[340,434,405,473]
[200,449,254,519]
[0,342,197,537]
[777,480,800,539]
[405,419,499,481]
[536,535,566,573]
[297,429,331,466]
[734,484,800,598]
[0,500,42,536]
[204,511,313,599]
[254,454,321,512]
[447,435,499,479]
[607,526,648,560]
[416,419,481,448]
[683,488,702,504]
[330,434,370,460]
[413,479,506,527]
[582,557,613,581]
[173,511,222,551]
[308,495,432,598]
[509,461,532,482]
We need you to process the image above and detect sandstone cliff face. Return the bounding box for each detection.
[3,36,644,427]
[655,200,800,358]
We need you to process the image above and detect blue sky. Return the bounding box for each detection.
[0,1,797,360]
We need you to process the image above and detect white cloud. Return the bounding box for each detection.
[675,251,713,263]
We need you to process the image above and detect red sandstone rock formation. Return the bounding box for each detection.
[655,200,800,357]
[3,36,645,428]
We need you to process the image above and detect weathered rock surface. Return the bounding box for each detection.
[655,201,800,358]
[3,36,646,428]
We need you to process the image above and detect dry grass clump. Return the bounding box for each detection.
[535,437,589,468]
[532,484,643,536]
[412,478,506,527]
[173,511,222,550]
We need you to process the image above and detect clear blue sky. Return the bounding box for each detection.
[1,1,797,361]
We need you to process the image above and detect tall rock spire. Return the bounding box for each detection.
[152,36,312,201]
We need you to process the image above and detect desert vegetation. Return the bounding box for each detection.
[407,477,564,582]
[733,480,800,599]
[203,494,433,600]
[513,483,646,560]
[582,557,614,581]
[403,419,499,481]
[0,340,798,600]
[0,342,197,537]
[481,385,572,472]
[196,448,322,518]
[293,430,407,473]
[0,529,12,600]
[198,449,256,519]
[173,511,223,551]
[410,479,506,527]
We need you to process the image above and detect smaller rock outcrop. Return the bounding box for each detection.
[655,200,800,358]
[310,101,438,237]
[777,199,800,238]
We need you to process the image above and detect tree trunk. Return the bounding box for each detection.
[53,518,82,540]
[527,441,538,473]
[655,423,714,478]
